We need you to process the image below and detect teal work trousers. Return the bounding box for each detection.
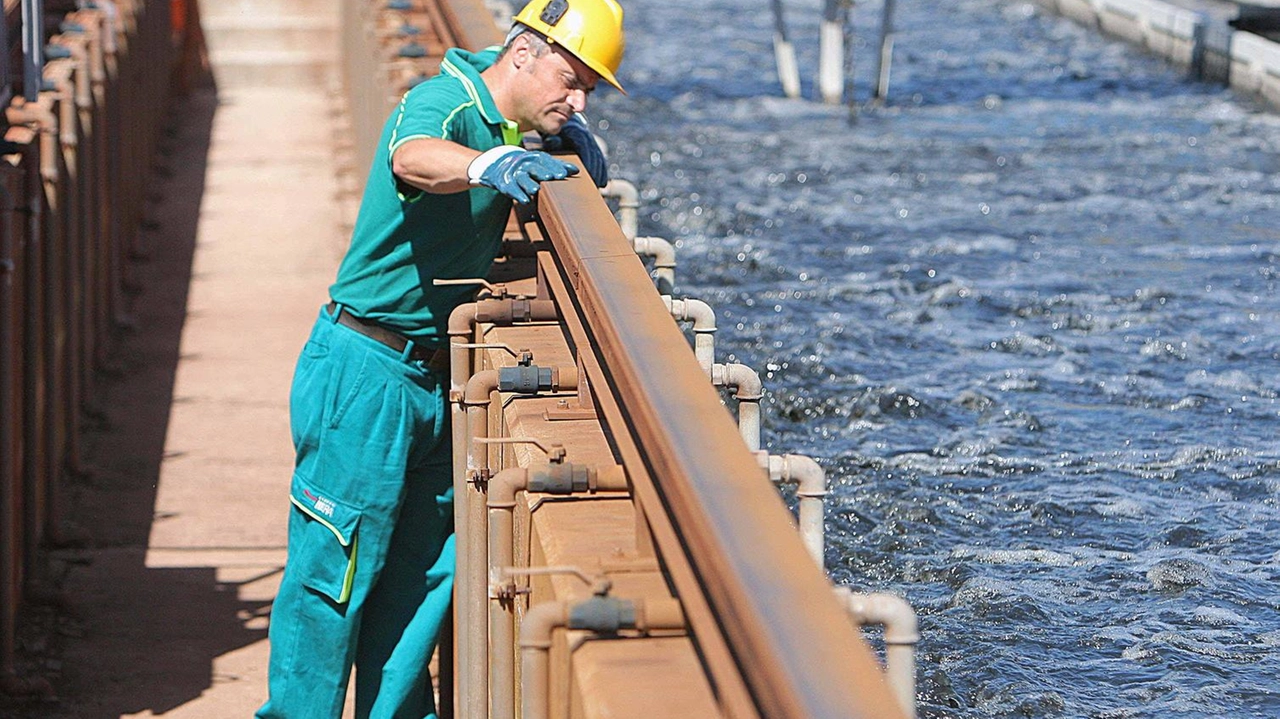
[258,305,454,719]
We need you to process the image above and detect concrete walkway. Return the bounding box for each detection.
[29,1,354,715]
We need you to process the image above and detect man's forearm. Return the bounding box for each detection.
[391,137,480,194]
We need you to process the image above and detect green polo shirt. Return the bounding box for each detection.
[329,47,522,344]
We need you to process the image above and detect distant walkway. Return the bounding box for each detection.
[38,1,351,715]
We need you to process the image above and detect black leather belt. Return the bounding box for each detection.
[328,301,449,372]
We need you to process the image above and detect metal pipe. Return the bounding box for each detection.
[52,37,91,110]
[11,127,47,600]
[712,362,763,452]
[43,58,88,526]
[462,363,578,719]
[446,297,559,718]
[834,588,918,719]
[446,303,479,719]
[8,95,65,557]
[819,0,846,104]
[486,466,526,719]
[0,1,11,108]
[487,464,628,719]
[873,0,897,104]
[0,181,16,680]
[519,597,686,719]
[61,14,110,370]
[632,236,676,295]
[600,178,638,241]
[460,368,498,719]
[21,0,45,102]
[661,295,716,375]
[756,453,827,567]
[769,0,801,98]
[518,600,567,719]
[6,99,58,183]
[54,34,98,412]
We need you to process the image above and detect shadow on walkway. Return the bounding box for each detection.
[3,88,278,719]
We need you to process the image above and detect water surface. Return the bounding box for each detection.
[595,1,1280,716]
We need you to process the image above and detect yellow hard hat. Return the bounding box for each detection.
[513,0,626,93]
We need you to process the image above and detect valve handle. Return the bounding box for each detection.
[473,437,566,463]
[452,342,532,364]
[433,277,533,300]
[501,565,612,597]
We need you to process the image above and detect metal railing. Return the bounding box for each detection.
[339,0,909,716]
[535,176,903,719]
[0,0,175,693]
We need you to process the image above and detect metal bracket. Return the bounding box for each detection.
[544,352,598,421]
[543,397,597,421]
[467,467,492,488]
[490,581,530,603]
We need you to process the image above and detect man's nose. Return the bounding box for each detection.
[567,88,587,113]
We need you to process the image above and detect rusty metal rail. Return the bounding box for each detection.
[534,177,903,719]
[0,0,176,694]
[338,0,910,716]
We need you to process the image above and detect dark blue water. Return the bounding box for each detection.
[594,0,1280,716]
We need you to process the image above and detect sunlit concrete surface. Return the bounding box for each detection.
[42,0,355,715]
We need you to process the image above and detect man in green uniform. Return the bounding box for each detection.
[257,1,625,717]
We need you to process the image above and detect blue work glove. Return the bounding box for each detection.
[541,113,608,188]
[467,146,579,204]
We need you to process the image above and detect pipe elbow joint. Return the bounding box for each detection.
[782,454,828,498]
[838,589,920,645]
[663,296,716,331]
[519,601,570,650]
[634,236,677,268]
[447,302,479,337]
[487,467,528,508]
[714,363,763,401]
[7,99,56,131]
[463,369,501,404]
[684,298,717,333]
[602,178,638,206]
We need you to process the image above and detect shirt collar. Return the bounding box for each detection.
[440,47,517,138]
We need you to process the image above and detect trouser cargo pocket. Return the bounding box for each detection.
[288,473,362,605]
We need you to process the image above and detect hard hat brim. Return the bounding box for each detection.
[543,35,626,94]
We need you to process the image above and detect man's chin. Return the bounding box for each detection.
[541,114,569,136]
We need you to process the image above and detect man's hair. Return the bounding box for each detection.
[497,26,551,61]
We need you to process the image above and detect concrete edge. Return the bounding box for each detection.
[1032,0,1280,109]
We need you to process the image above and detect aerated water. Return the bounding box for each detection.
[596,0,1280,715]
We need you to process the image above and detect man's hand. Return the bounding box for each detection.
[467,146,579,204]
[541,114,608,188]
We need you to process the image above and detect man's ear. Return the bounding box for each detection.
[508,34,534,72]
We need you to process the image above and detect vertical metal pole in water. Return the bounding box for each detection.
[873,0,896,104]
[770,0,800,98]
[819,0,845,104]
[844,1,859,120]
[21,0,44,102]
